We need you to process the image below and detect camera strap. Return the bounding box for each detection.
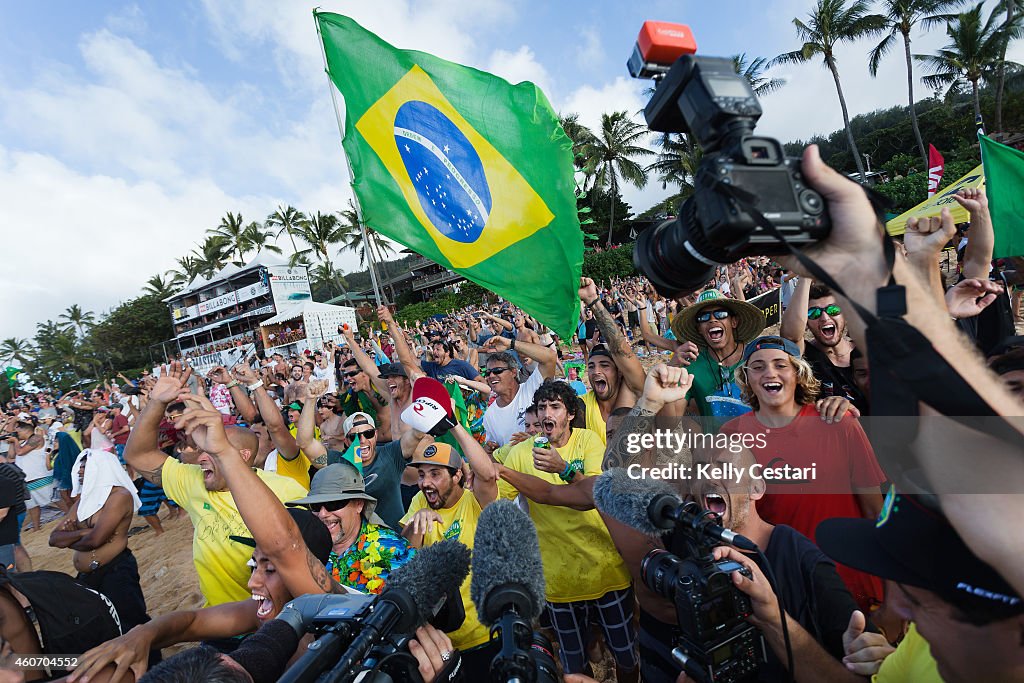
[709,180,1014,441]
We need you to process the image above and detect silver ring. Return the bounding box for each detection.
[440,650,454,662]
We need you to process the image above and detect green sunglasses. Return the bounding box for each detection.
[807,304,841,320]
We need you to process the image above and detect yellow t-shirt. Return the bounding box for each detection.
[581,392,607,445]
[400,489,491,650]
[275,424,319,489]
[498,428,630,602]
[160,456,309,607]
[873,623,941,683]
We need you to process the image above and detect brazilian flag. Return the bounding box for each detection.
[4,367,20,389]
[316,13,583,338]
[980,134,1024,258]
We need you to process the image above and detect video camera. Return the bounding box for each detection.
[627,21,831,297]
[640,500,766,683]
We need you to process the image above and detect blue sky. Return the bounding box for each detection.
[1,1,1014,340]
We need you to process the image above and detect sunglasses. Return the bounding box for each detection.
[348,429,376,441]
[309,500,350,513]
[695,310,731,323]
[344,370,361,378]
[483,367,512,377]
[807,304,841,320]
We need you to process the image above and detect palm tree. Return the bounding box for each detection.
[916,3,1022,122]
[774,0,887,179]
[59,304,96,338]
[143,273,177,299]
[647,134,702,194]
[0,338,32,366]
[167,255,203,289]
[242,221,283,257]
[994,1,1020,132]
[558,113,598,173]
[581,111,655,247]
[211,212,250,264]
[732,54,787,95]
[295,211,355,305]
[191,235,231,278]
[869,0,968,171]
[265,204,307,257]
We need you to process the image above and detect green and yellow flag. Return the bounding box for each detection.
[316,13,582,337]
[980,134,1024,258]
[341,435,364,475]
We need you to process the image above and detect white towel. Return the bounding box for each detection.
[71,449,142,521]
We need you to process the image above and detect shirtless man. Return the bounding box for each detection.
[576,277,645,443]
[48,449,150,633]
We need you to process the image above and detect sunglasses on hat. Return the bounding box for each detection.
[696,310,731,323]
[308,500,350,513]
[808,304,841,320]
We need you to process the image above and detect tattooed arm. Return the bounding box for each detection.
[602,363,695,471]
[579,277,646,394]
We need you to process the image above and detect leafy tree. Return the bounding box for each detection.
[558,113,597,172]
[916,3,1023,122]
[265,204,307,256]
[869,0,968,171]
[59,304,96,338]
[88,294,175,372]
[242,221,282,257]
[211,212,251,264]
[294,211,356,305]
[143,273,177,300]
[994,0,1021,131]
[580,111,654,247]
[582,244,637,283]
[873,159,977,211]
[647,133,701,194]
[775,0,887,179]
[732,54,787,95]
[191,235,231,278]
[0,338,32,367]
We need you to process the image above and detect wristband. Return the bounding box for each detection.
[585,299,598,308]
[559,462,573,482]
[247,381,264,391]
[224,380,240,389]
[510,337,517,351]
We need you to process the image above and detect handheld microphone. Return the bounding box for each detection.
[593,468,758,552]
[470,499,556,683]
[325,539,471,682]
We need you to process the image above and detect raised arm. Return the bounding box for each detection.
[483,313,513,331]
[379,306,425,380]
[779,276,810,354]
[236,364,300,460]
[482,335,557,380]
[579,277,646,393]
[956,188,994,280]
[173,393,339,597]
[210,365,257,424]
[904,211,957,307]
[124,363,192,485]
[296,381,329,465]
[629,291,677,351]
[449,423,497,506]
[343,325,390,395]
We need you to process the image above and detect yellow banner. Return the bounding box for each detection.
[885,165,985,235]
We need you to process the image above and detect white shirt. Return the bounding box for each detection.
[313,362,336,394]
[482,366,545,447]
[17,444,50,481]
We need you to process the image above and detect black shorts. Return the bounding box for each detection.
[78,548,150,633]
[627,311,640,328]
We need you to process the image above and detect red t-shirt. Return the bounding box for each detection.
[111,412,131,446]
[720,404,887,610]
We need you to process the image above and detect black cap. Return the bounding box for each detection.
[817,490,1023,618]
[377,363,408,379]
[229,507,333,566]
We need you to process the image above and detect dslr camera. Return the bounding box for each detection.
[640,501,766,682]
[628,21,831,296]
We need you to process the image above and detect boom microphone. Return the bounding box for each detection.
[593,468,758,551]
[324,539,472,682]
[470,499,547,625]
[471,500,557,683]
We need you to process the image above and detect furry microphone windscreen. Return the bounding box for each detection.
[387,538,471,627]
[469,499,547,625]
[593,467,682,535]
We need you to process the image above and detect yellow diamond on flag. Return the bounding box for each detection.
[355,65,554,269]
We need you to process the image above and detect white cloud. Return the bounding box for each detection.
[485,46,554,96]
[575,26,602,69]
[105,4,147,35]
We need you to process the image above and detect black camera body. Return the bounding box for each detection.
[632,53,831,297]
[641,520,766,682]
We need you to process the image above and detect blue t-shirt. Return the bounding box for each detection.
[421,358,480,382]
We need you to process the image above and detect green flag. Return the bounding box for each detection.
[340,435,364,474]
[4,367,20,389]
[316,13,583,337]
[980,134,1024,258]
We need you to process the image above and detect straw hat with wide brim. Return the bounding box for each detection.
[672,289,766,348]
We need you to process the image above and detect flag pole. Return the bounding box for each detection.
[313,10,386,308]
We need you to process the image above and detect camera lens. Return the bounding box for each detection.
[633,202,717,298]
[529,632,560,683]
[641,549,682,601]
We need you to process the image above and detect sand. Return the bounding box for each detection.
[21,511,203,656]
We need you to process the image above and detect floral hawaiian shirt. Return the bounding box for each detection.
[325,521,415,594]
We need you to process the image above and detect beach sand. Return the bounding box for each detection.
[21,511,203,657]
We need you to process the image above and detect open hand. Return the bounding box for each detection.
[149,362,191,404]
[173,393,233,456]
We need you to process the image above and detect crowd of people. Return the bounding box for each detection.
[0,156,1023,683]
